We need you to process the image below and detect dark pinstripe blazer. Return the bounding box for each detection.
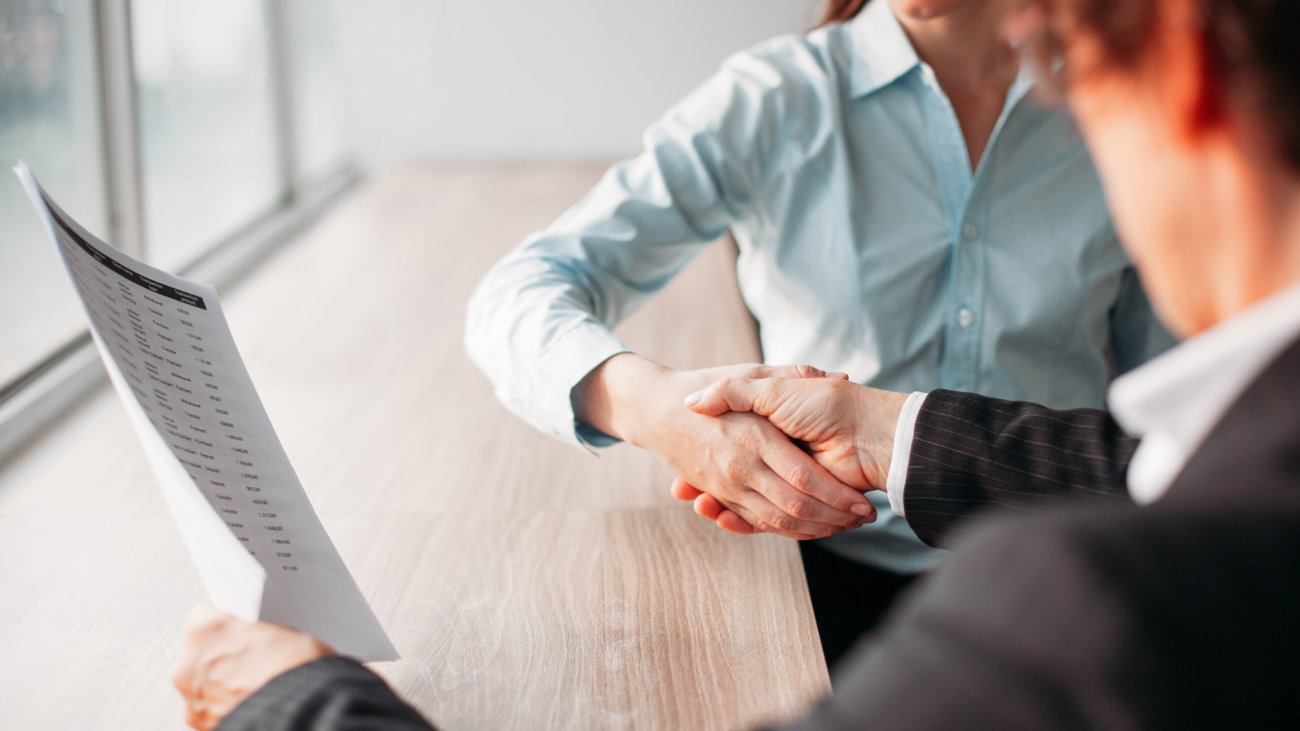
[902,387,1138,548]
[219,339,1300,731]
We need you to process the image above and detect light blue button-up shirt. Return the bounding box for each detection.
[465,0,1173,573]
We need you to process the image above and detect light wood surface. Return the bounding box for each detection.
[0,165,829,730]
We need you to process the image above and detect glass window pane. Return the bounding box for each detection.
[132,0,282,269]
[284,0,348,182]
[0,0,108,388]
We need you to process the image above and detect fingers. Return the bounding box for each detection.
[715,508,757,535]
[759,429,875,520]
[693,493,724,520]
[184,706,213,731]
[174,614,334,731]
[743,467,860,535]
[667,417,871,536]
[692,484,833,539]
[174,604,238,731]
[753,363,826,379]
[173,603,226,695]
[692,490,763,537]
[694,491,784,537]
[181,602,227,636]
[748,363,849,381]
[684,377,772,417]
[671,475,703,501]
[172,641,197,696]
[726,490,831,539]
[694,494,757,535]
[692,479,820,539]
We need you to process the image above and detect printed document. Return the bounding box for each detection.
[14,162,397,661]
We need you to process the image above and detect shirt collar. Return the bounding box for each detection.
[847,0,921,98]
[1109,281,1300,504]
[846,2,1037,107]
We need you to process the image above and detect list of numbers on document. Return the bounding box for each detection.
[49,203,299,573]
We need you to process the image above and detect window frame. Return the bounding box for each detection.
[0,0,356,463]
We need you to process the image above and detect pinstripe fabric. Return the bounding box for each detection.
[903,389,1138,548]
[217,656,431,731]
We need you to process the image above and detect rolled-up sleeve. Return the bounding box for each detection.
[465,47,793,449]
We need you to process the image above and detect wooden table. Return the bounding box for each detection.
[0,165,829,730]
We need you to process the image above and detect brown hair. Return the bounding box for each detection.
[1040,0,1300,172]
[819,0,870,26]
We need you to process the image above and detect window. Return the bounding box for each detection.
[0,0,354,458]
[0,0,108,391]
[132,0,283,269]
[283,0,348,184]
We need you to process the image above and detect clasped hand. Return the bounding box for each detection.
[669,375,907,537]
[578,355,883,540]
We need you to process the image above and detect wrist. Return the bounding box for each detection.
[574,353,673,446]
[852,387,908,488]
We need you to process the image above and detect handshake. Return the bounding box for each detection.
[576,354,910,541]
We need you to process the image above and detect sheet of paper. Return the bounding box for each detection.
[14,162,397,662]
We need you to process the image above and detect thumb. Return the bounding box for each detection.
[757,363,829,380]
[684,377,765,417]
[762,364,851,382]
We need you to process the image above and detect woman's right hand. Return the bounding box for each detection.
[575,354,876,540]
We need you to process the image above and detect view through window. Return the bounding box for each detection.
[0,0,107,391]
[0,0,348,410]
[132,0,283,270]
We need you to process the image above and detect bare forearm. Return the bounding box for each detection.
[577,351,712,447]
[573,353,683,446]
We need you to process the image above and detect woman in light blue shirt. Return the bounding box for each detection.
[465,0,1172,666]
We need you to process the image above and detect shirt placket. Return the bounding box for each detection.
[917,66,985,393]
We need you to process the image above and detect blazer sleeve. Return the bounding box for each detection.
[902,389,1138,548]
[217,656,436,731]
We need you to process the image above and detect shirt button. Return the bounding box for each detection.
[957,307,974,328]
[962,223,979,240]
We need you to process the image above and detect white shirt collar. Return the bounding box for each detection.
[1109,282,1300,504]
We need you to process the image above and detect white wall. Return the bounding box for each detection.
[334,0,820,170]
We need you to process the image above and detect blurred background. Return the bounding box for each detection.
[0,0,817,456]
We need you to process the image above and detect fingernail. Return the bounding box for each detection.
[683,391,703,407]
[851,503,871,517]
